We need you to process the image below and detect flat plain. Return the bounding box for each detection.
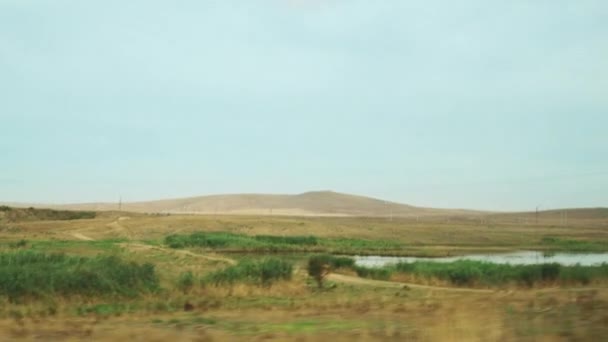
[1,205,607,341]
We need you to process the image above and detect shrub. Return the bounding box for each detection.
[327,255,355,269]
[447,264,482,286]
[353,266,393,281]
[561,264,593,285]
[254,235,318,245]
[307,255,332,288]
[540,263,561,281]
[165,232,260,249]
[177,271,195,293]
[385,260,607,287]
[8,240,27,249]
[0,251,159,302]
[204,258,292,286]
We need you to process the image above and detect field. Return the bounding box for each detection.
[0,207,607,341]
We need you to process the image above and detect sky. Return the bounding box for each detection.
[1,0,607,211]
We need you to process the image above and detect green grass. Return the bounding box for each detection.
[541,237,608,252]
[221,319,359,334]
[75,303,136,317]
[324,238,402,251]
[0,251,159,301]
[17,239,126,256]
[353,260,608,286]
[177,271,195,293]
[306,254,356,270]
[353,266,394,280]
[203,258,293,286]
[164,231,402,253]
[8,239,27,249]
[254,235,318,245]
[165,232,319,250]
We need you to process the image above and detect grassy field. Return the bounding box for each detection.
[0,208,607,341]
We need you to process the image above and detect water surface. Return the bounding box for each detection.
[354,251,608,268]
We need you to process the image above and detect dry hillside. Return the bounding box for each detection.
[8,191,478,217]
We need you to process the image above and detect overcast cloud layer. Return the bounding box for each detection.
[1,1,607,210]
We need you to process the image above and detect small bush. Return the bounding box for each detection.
[374,260,608,287]
[327,255,355,269]
[204,258,292,286]
[0,251,159,302]
[447,265,482,286]
[308,255,332,288]
[177,271,195,293]
[354,266,393,281]
[560,264,594,285]
[165,232,259,249]
[8,240,27,249]
[540,263,561,281]
[254,235,318,245]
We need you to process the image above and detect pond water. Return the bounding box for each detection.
[354,251,608,268]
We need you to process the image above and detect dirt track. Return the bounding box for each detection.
[70,232,94,241]
[328,273,496,293]
[121,242,237,265]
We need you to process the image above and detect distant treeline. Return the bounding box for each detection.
[0,206,96,222]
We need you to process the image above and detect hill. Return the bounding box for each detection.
[16,191,477,217]
[4,192,604,220]
[0,206,96,222]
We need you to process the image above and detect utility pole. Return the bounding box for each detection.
[384,201,393,222]
[535,205,541,225]
[561,211,568,226]
[118,196,122,211]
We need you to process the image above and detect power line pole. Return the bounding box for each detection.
[118,196,122,211]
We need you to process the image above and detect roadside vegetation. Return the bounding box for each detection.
[0,251,158,302]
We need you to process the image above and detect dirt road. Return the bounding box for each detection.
[122,242,237,265]
[328,273,495,293]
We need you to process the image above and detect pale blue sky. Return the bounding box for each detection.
[1,0,607,210]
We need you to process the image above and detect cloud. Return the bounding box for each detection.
[0,178,21,185]
[282,0,329,10]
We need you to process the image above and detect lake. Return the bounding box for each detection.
[354,251,608,268]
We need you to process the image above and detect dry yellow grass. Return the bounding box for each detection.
[1,283,606,341]
[4,212,606,255]
[1,209,607,341]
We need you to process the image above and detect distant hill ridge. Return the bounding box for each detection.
[11,191,474,217]
[3,191,605,219]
